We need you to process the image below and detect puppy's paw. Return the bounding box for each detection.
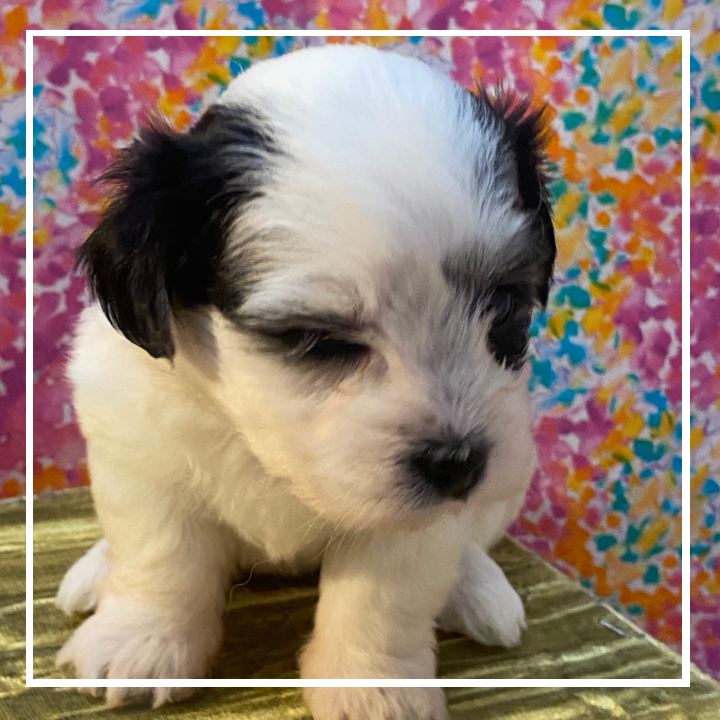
[56,594,218,708]
[304,687,448,720]
[56,539,111,616]
[437,545,526,648]
[300,633,444,719]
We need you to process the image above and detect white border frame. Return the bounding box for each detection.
[26,28,691,689]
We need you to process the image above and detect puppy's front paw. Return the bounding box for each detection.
[304,687,448,720]
[300,632,445,720]
[437,545,526,648]
[56,594,219,708]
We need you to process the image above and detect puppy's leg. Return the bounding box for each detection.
[56,445,237,708]
[300,517,469,720]
[437,540,526,648]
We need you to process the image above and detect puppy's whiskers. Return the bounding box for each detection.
[295,510,332,552]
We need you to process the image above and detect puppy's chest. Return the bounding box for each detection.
[189,433,332,570]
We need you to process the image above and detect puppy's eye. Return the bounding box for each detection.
[275,329,369,364]
[485,284,533,371]
[486,286,517,325]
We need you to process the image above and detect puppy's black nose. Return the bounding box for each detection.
[408,436,490,500]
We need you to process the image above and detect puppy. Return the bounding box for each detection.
[55,44,555,720]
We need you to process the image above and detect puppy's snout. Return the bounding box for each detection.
[408,435,490,501]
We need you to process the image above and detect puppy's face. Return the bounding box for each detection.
[79,47,555,530]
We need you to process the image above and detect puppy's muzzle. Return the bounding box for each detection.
[408,435,490,501]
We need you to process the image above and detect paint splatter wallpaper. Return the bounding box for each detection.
[0,0,715,683]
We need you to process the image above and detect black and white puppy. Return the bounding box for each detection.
[56,45,555,720]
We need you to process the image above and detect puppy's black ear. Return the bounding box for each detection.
[77,105,275,359]
[474,87,557,308]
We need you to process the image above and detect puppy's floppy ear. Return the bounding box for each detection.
[77,104,275,359]
[474,87,557,308]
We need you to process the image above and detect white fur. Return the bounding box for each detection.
[56,538,111,616]
[57,45,542,720]
[437,542,527,648]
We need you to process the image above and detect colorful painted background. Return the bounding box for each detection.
[0,0,716,683]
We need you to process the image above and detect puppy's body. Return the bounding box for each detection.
[57,45,554,719]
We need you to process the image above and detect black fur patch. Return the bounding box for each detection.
[486,293,534,370]
[442,250,537,370]
[469,86,557,307]
[76,104,277,359]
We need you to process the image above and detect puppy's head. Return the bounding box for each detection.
[79,46,555,530]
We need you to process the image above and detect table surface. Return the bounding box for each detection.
[2,489,719,719]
